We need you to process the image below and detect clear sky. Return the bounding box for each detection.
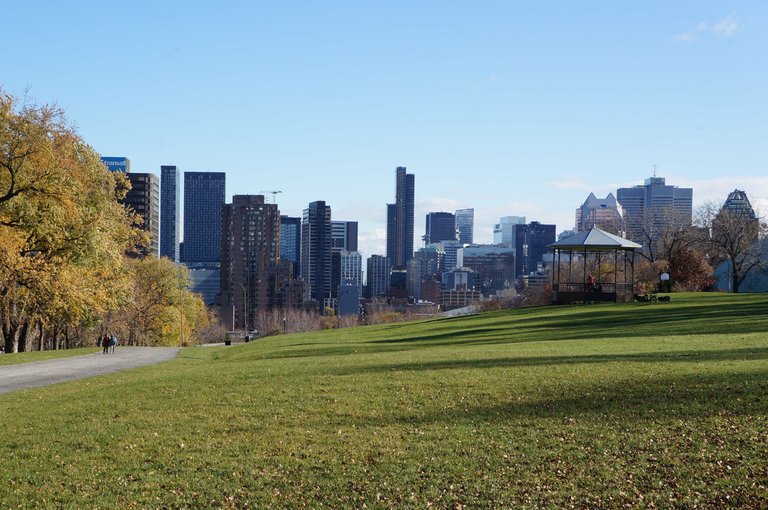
[3,1,766,259]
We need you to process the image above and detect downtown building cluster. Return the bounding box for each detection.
[106,156,762,320]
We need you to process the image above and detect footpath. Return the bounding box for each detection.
[0,347,180,395]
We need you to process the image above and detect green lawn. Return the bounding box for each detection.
[1,293,767,508]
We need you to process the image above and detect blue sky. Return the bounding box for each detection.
[3,1,766,258]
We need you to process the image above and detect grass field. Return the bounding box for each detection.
[1,293,767,508]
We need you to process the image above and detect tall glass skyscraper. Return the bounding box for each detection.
[386,166,415,269]
[425,212,456,244]
[160,165,181,261]
[301,201,332,303]
[182,172,226,265]
[280,215,302,277]
[455,208,474,245]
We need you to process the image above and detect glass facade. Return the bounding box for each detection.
[160,165,181,261]
[182,172,225,265]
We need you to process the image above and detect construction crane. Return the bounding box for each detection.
[260,190,282,203]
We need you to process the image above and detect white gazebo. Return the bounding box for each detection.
[550,227,641,304]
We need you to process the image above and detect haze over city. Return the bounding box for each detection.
[3,1,766,258]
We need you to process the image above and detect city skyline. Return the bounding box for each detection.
[3,2,766,259]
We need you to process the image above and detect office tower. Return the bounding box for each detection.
[330,221,358,298]
[160,165,181,261]
[438,240,465,271]
[340,250,363,289]
[617,175,693,243]
[100,156,130,173]
[424,212,456,245]
[331,221,358,251]
[386,166,415,269]
[386,203,397,266]
[493,216,526,246]
[182,172,226,265]
[338,279,361,317]
[301,201,332,303]
[458,245,516,296]
[721,189,757,218]
[366,255,390,299]
[280,216,302,278]
[221,195,280,331]
[513,221,556,277]
[407,246,444,300]
[339,251,363,311]
[716,189,760,246]
[455,208,474,245]
[123,172,160,257]
[575,193,623,234]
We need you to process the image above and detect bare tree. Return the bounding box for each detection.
[696,201,767,293]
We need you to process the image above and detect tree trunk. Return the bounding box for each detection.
[732,265,740,293]
[39,322,45,351]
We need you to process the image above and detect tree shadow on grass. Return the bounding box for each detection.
[327,346,768,377]
[351,367,768,427]
[369,301,768,346]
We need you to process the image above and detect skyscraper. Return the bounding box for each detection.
[458,245,516,296]
[160,165,181,261]
[182,172,226,265]
[280,215,302,278]
[331,221,359,298]
[617,176,693,243]
[455,208,474,245]
[575,193,623,234]
[366,255,390,299]
[301,201,332,304]
[221,195,281,331]
[386,166,415,269]
[331,221,358,251]
[513,221,556,277]
[123,172,160,257]
[493,216,526,246]
[424,212,456,245]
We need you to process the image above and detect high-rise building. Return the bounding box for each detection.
[424,212,456,245]
[437,240,465,271]
[340,251,363,289]
[280,216,302,278]
[617,176,693,243]
[221,195,280,331]
[182,172,226,265]
[366,255,390,299]
[458,245,515,296]
[513,221,556,277]
[455,208,474,245]
[721,189,757,218]
[386,166,415,269]
[331,221,359,298]
[301,201,332,303]
[575,193,623,234]
[493,216,526,246]
[124,172,160,257]
[407,246,444,300]
[331,221,358,251]
[160,165,181,261]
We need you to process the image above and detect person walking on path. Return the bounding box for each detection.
[102,334,110,355]
[109,334,117,354]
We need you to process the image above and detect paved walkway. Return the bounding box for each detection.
[0,347,180,395]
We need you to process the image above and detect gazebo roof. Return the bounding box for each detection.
[551,227,641,251]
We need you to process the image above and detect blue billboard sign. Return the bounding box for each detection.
[101,156,129,173]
